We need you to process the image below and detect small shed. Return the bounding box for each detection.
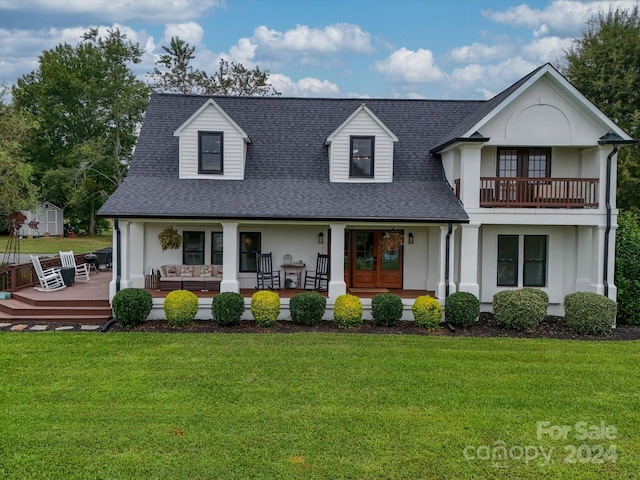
[19,202,64,237]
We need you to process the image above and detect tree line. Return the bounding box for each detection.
[1,6,639,235]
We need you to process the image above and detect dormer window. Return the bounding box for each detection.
[199,131,223,174]
[350,136,374,178]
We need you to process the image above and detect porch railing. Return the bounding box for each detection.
[478,177,599,208]
[0,254,86,292]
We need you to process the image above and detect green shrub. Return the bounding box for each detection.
[290,292,326,325]
[564,292,617,335]
[520,287,549,309]
[251,290,280,327]
[371,293,404,326]
[492,288,547,331]
[211,292,245,326]
[444,291,480,328]
[112,288,153,328]
[615,211,640,325]
[163,290,198,328]
[411,295,442,330]
[333,294,363,328]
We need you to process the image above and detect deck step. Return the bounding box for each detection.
[0,298,112,318]
[10,292,110,308]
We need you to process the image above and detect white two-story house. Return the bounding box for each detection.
[98,64,634,318]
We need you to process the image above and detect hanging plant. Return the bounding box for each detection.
[379,230,404,253]
[158,225,183,251]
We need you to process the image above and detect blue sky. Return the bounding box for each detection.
[0,0,637,99]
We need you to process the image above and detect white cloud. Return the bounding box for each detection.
[252,23,374,55]
[483,0,638,36]
[162,22,204,47]
[449,42,514,63]
[523,36,574,63]
[268,73,341,97]
[450,57,538,95]
[372,47,446,83]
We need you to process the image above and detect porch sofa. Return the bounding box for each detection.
[159,264,222,292]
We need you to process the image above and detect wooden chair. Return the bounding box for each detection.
[31,255,66,292]
[59,250,90,282]
[304,253,330,291]
[256,252,281,290]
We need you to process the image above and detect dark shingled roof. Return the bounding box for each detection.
[99,94,489,222]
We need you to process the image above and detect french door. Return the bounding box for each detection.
[344,230,403,288]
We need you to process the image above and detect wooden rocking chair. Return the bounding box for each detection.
[303,253,329,291]
[31,255,66,292]
[59,250,90,282]
[256,252,281,290]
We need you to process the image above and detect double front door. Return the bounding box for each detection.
[344,230,403,288]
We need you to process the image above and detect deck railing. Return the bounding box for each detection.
[0,254,87,292]
[478,177,599,208]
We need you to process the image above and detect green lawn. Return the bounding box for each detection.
[0,333,638,479]
[0,235,111,255]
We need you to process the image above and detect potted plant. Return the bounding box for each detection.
[158,225,182,251]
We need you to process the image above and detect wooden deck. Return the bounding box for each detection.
[0,269,112,323]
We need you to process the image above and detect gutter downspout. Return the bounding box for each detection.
[445,223,453,298]
[603,144,617,298]
[114,217,121,293]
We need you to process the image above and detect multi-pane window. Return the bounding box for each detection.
[211,232,223,265]
[240,232,261,272]
[497,234,548,287]
[183,231,205,265]
[350,136,374,178]
[199,131,223,174]
[497,148,551,178]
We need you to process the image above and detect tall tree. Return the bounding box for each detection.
[12,28,150,234]
[149,37,279,96]
[148,37,206,94]
[561,6,640,211]
[0,86,38,218]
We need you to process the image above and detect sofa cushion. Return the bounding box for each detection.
[180,265,194,277]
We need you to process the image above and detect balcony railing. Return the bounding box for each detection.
[478,177,599,208]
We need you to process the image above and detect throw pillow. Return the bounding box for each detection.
[180,265,194,277]
[165,265,178,277]
[200,265,213,277]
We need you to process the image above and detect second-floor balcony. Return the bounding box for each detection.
[454,178,599,208]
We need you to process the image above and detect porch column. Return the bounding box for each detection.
[437,225,456,299]
[459,143,483,209]
[119,220,131,289]
[220,222,239,293]
[458,223,480,297]
[590,225,606,295]
[575,225,591,291]
[129,222,145,288]
[328,223,346,300]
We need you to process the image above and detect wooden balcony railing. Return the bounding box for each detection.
[478,177,599,208]
[0,253,88,292]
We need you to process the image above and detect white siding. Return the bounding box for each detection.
[329,109,395,183]
[177,104,246,180]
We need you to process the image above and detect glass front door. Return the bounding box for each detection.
[346,230,403,289]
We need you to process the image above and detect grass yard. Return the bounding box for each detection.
[0,234,111,255]
[0,333,638,479]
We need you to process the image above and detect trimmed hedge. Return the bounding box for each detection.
[251,290,280,327]
[444,291,480,328]
[290,292,326,325]
[371,293,404,326]
[492,288,547,332]
[564,292,617,335]
[164,290,199,328]
[615,211,640,325]
[411,296,442,330]
[334,294,363,328]
[112,288,153,328]
[211,292,245,326]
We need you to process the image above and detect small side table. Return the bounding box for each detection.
[59,267,75,286]
[281,263,305,289]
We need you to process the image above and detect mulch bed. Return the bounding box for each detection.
[106,313,640,341]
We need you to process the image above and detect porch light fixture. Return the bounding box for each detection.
[408,233,414,244]
[318,232,324,244]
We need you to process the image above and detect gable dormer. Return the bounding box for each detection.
[173,99,251,180]
[325,104,398,183]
